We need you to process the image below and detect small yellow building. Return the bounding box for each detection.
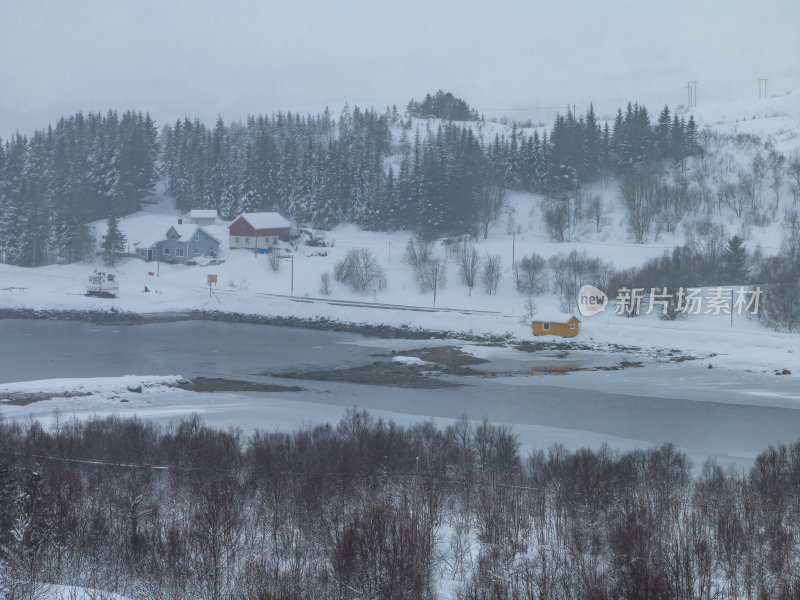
[532,316,580,338]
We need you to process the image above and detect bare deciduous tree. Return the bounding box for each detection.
[758,253,800,332]
[268,249,281,272]
[768,147,786,217]
[319,272,331,295]
[481,253,502,295]
[781,208,800,263]
[586,194,606,233]
[456,242,481,296]
[1,411,799,599]
[619,168,660,244]
[404,237,433,272]
[418,259,446,295]
[787,149,800,204]
[513,253,547,296]
[543,193,587,242]
[334,248,386,292]
[549,249,614,313]
[476,179,505,239]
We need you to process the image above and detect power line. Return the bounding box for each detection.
[478,106,568,111]
[0,447,787,513]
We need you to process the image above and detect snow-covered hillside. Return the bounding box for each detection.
[1,93,798,374]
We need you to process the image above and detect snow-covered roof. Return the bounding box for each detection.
[189,209,218,219]
[169,224,199,239]
[233,212,291,230]
[133,234,162,249]
[168,224,221,244]
[531,313,580,323]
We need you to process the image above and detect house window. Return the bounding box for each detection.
[164,248,170,255]
[244,237,250,244]
[570,324,576,330]
[543,323,550,331]
[193,247,200,255]
[194,234,199,241]
[175,248,184,257]
[139,251,146,258]
[234,237,240,243]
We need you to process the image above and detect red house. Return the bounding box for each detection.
[228,212,292,250]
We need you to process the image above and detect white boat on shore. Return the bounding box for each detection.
[85,271,119,297]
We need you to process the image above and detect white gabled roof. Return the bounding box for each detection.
[233,212,291,231]
[189,209,218,219]
[166,224,221,244]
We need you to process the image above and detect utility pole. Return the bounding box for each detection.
[686,81,697,108]
[512,231,516,266]
[433,268,438,307]
[291,254,294,296]
[759,78,768,99]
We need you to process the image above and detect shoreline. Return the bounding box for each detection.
[0,306,691,361]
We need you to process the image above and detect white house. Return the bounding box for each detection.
[134,224,221,262]
[189,209,218,226]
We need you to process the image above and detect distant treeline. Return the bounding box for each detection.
[0,93,700,266]
[0,411,798,599]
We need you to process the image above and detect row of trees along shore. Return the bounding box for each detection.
[1,411,798,599]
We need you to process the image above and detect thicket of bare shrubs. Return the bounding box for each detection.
[1,412,799,599]
[334,247,386,292]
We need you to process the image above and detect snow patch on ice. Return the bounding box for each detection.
[392,355,431,366]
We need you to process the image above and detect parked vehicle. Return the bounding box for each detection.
[85,271,119,297]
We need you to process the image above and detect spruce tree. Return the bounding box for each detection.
[101,212,126,267]
[723,235,748,283]
[671,115,685,160]
[655,105,672,158]
[685,115,699,156]
[584,104,601,180]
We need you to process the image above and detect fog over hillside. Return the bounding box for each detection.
[2,3,800,598]
[1,0,798,138]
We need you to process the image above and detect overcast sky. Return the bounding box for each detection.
[1,0,798,137]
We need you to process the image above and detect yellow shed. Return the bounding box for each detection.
[532,316,580,338]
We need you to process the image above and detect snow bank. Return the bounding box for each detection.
[0,374,182,396]
[392,355,431,366]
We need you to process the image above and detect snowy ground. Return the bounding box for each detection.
[1,92,798,376]
[0,212,796,376]
[33,584,131,600]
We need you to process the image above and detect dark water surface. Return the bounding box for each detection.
[3,319,799,468]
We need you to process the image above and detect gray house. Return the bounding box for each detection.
[134,225,220,263]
